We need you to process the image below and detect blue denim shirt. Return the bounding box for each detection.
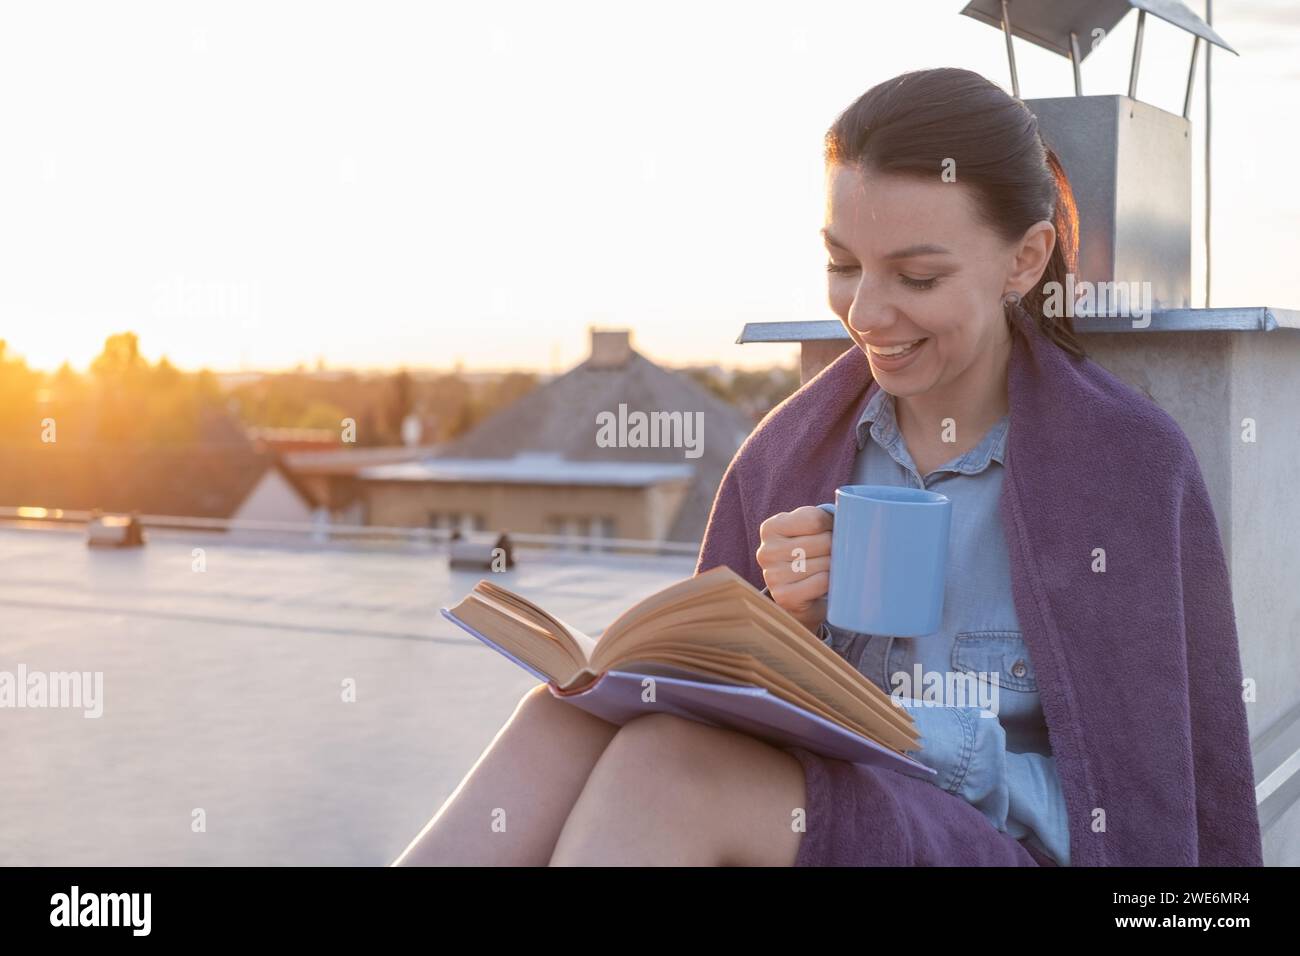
[776,385,1070,866]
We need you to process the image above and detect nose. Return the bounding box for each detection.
[845,280,900,338]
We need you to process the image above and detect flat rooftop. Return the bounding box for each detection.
[0,525,696,865]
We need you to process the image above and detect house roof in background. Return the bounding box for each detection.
[282,445,440,475]
[0,444,318,517]
[426,346,754,542]
[360,452,693,487]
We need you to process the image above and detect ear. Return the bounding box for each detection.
[1003,219,1056,297]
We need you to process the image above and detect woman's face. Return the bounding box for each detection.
[823,162,1052,399]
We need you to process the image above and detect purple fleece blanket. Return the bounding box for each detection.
[695,305,1263,866]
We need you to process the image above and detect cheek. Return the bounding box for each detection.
[827,283,852,317]
[920,316,970,360]
[929,323,993,375]
[930,329,970,363]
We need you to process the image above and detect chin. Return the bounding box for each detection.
[868,363,934,395]
[878,378,926,396]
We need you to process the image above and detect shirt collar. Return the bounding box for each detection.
[855,383,1009,477]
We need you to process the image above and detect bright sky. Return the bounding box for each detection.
[2,0,1296,374]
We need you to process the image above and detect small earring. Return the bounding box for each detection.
[1001,290,1022,309]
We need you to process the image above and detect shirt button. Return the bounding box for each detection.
[1011,659,1028,678]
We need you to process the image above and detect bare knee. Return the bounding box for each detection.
[593,713,806,865]
[512,681,554,716]
[510,681,572,724]
[601,713,714,775]
[508,682,620,743]
[592,713,758,817]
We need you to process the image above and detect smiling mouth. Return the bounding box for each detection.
[867,337,928,358]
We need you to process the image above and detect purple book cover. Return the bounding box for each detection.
[441,606,936,781]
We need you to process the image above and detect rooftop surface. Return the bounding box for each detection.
[0,525,696,865]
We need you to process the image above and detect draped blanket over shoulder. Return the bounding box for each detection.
[695,305,1263,866]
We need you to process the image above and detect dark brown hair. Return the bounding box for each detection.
[824,67,1087,360]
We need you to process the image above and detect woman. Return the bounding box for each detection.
[393,67,1262,866]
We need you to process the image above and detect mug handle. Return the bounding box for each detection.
[817,503,837,615]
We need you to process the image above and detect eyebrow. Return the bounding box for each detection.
[821,229,954,260]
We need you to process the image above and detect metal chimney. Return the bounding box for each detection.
[959,0,1237,311]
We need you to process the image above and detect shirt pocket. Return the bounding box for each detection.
[951,629,1038,693]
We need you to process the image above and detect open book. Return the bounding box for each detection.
[441,564,935,780]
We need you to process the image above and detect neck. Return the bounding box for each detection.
[894,327,1012,450]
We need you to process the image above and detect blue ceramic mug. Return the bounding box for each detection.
[816,484,952,636]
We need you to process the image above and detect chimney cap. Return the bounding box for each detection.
[959,0,1235,61]
[588,327,634,369]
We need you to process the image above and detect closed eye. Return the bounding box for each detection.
[826,262,940,290]
[899,275,939,290]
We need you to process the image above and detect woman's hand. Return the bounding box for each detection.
[756,506,833,635]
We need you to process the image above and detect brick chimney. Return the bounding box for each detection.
[588,327,633,368]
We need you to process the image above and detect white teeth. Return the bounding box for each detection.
[871,338,924,357]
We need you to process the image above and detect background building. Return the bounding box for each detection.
[356,328,753,547]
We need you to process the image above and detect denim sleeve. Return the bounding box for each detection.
[1005,751,1071,867]
[898,702,1071,866]
[758,586,834,647]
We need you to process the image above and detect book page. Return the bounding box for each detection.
[473,580,599,662]
[591,569,918,751]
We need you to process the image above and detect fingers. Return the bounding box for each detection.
[756,507,833,569]
[769,571,830,615]
[756,534,831,574]
[760,553,830,586]
[759,505,833,539]
[756,507,835,622]
[759,551,830,618]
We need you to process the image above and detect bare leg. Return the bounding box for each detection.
[549,713,806,866]
[391,683,621,866]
